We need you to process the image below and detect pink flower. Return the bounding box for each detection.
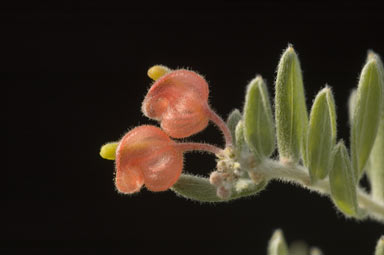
[115,125,183,193]
[142,69,210,138]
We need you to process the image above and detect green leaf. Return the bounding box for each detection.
[268,229,288,255]
[275,45,308,163]
[329,141,358,217]
[171,174,267,203]
[243,75,275,161]
[367,51,384,202]
[235,120,248,156]
[351,57,384,181]
[307,87,337,182]
[348,89,357,126]
[375,236,384,255]
[226,109,242,146]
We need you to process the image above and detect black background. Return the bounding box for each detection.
[4,1,384,254]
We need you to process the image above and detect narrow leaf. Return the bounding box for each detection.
[375,236,384,255]
[268,229,288,255]
[351,57,384,181]
[243,75,275,161]
[275,45,308,163]
[226,109,242,146]
[367,51,384,202]
[348,89,357,125]
[235,120,248,157]
[171,174,267,203]
[307,87,337,182]
[329,141,358,217]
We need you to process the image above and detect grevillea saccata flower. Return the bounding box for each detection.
[115,125,183,193]
[142,69,210,138]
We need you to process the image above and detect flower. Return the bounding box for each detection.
[142,69,210,138]
[115,125,183,193]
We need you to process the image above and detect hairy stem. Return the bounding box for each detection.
[207,108,233,147]
[176,142,224,155]
[251,158,384,222]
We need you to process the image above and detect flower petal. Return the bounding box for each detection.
[142,69,210,138]
[115,165,144,194]
[141,146,183,191]
[115,125,184,193]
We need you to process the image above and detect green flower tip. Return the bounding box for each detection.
[100,142,119,160]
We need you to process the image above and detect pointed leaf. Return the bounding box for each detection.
[307,87,337,182]
[268,229,288,255]
[351,58,384,181]
[275,45,308,163]
[375,236,384,255]
[244,75,275,161]
[329,141,358,217]
[367,51,384,202]
[226,109,242,146]
[348,89,357,125]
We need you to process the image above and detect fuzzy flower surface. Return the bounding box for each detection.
[115,125,183,193]
[142,69,210,138]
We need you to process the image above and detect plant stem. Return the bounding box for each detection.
[176,142,223,155]
[251,158,384,223]
[207,108,233,147]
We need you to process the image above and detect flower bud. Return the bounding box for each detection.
[142,69,210,138]
[209,171,224,186]
[115,125,183,193]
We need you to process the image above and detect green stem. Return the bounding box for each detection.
[251,159,384,223]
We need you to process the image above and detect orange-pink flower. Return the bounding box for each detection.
[142,69,210,138]
[115,125,183,194]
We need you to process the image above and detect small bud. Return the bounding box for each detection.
[307,87,337,182]
[209,171,224,186]
[329,141,358,217]
[115,125,183,193]
[99,142,119,160]
[142,69,210,138]
[243,75,275,161]
[226,109,242,146]
[275,45,308,163]
[351,57,383,181]
[375,236,384,255]
[268,229,288,255]
[147,65,171,80]
[217,185,232,200]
